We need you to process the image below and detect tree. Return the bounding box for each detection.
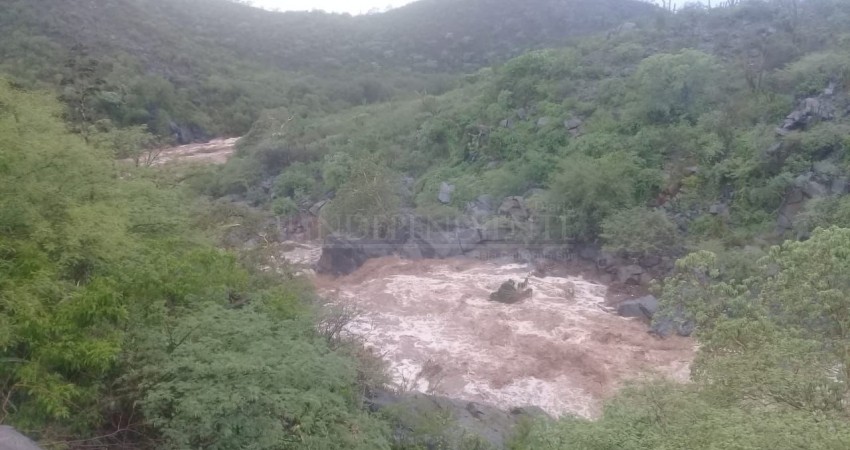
[0,79,127,429]
[630,50,723,124]
[321,158,401,237]
[658,228,850,412]
[59,47,109,140]
[133,305,391,450]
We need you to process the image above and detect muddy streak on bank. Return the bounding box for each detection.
[286,246,693,418]
[153,137,239,166]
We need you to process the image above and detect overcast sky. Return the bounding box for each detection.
[249,0,413,14]
[250,0,701,15]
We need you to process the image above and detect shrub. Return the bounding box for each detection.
[272,197,299,217]
[547,153,661,238]
[321,158,401,237]
[601,207,680,258]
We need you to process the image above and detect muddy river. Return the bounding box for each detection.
[284,244,694,418]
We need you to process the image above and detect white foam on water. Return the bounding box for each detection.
[318,256,695,418]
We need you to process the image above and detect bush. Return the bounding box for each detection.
[135,305,391,450]
[321,158,401,237]
[547,153,661,239]
[274,162,317,201]
[272,196,299,217]
[601,207,680,258]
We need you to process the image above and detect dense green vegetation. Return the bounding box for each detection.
[204,0,850,447]
[0,80,392,448]
[0,0,653,142]
[4,0,850,448]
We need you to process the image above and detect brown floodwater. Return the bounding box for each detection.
[284,244,694,418]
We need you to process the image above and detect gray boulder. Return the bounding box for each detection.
[778,95,837,133]
[617,295,658,319]
[0,426,43,450]
[650,315,695,338]
[535,117,552,128]
[438,182,455,204]
[564,118,583,136]
[317,236,374,275]
[466,195,494,218]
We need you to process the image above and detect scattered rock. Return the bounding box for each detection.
[564,118,583,130]
[564,118,583,136]
[708,203,727,215]
[535,116,552,128]
[824,82,836,97]
[777,94,837,133]
[438,182,455,204]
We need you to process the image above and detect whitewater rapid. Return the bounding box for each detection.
[284,245,693,418]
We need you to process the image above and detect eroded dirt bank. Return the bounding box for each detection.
[153,137,238,165]
[295,248,694,418]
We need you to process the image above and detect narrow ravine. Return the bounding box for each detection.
[284,244,694,418]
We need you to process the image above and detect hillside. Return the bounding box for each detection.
[3,0,658,73]
[198,1,850,444]
[0,0,657,140]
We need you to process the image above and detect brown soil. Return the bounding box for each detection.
[152,137,239,166]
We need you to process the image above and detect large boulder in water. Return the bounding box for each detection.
[0,426,43,450]
[489,279,532,304]
[617,295,658,319]
[317,235,372,275]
